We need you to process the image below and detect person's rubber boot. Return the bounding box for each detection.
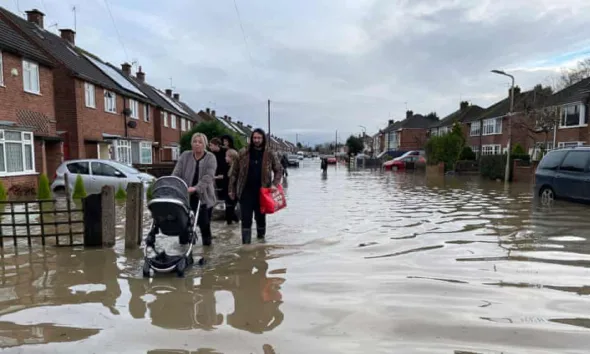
[242,228,252,244]
[201,228,212,246]
[257,227,266,239]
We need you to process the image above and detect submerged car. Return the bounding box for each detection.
[534,147,590,204]
[51,159,155,194]
[383,151,425,171]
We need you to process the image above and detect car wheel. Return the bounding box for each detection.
[539,186,555,205]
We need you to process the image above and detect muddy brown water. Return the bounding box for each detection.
[2,160,590,353]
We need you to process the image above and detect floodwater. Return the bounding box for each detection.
[2,160,590,353]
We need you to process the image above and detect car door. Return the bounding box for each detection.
[90,161,128,193]
[555,150,590,201]
[65,161,92,193]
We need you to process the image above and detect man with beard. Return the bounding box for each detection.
[228,128,283,244]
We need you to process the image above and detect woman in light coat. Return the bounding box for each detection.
[172,132,217,246]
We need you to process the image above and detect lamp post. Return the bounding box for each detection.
[491,69,515,184]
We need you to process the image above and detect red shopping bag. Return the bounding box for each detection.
[259,185,287,214]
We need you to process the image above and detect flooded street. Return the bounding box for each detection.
[2,159,590,353]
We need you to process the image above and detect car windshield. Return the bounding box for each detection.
[109,161,140,174]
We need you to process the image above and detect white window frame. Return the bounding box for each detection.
[84,82,95,108]
[128,99,139,119]
[0,50,4,86]
[171,146,180,161]
[114,139,132,165]
[482,117,502,136]
[481,144,501,156]
[558,141,584,149]
[163,112,168,127]
[140,141,152,164]
[181,118,186,131]
[0,130,36,176]
[470,121,481,136]
[559,103,587,128]
[104,90,117,113]
[171,114,177,129]
[22,59,40,94]
[144,104,150,122]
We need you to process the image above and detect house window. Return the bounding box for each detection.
[0,51,4,86]
[560,104,587,128]
[84,82,95,108]
[0,130,35,175]
[140,142,152,164]
[181,118,186,131]
[558,141,584,149]
[171,114,177,129]
[470,121,481,136]
[481,144,501,156]
[129,99,139,119]
[171,147,180,161]
[104,90,117,113]
[482,118,502,135]
[163,112,168,127]
[144,104,150,122]
[22,60,40,94]
[115,139,132,165]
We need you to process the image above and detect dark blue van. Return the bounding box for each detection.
[534,147,590,204]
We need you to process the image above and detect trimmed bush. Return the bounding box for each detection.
[180,120,246,153]
[37,173,52,200]
[512,143,526,155]
[480,155,507,180]
[115,184,127,201]
[72,174,87,199]
[459,146,476,161]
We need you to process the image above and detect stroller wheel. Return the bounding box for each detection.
[188,254,194,265]
[142,261,151,278]
[198,257,205,266]
[176,258,187,278]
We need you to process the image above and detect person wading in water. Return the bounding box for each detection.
[228,128,283,244]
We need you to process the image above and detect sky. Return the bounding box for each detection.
[6,0,590,145]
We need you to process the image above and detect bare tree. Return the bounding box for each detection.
[551,58,590,91]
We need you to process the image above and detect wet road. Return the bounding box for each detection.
[2,159,590,353]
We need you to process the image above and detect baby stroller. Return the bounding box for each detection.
[142,176,204,278]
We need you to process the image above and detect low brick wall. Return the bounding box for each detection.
[426,162,445,176]
[512,159,537,183]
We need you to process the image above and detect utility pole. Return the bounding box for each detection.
[267,99,271,139]
[335,130,338,155]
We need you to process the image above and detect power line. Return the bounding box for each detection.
[103,0,129,61]
[232,0,256,77]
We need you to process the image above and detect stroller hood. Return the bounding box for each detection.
[150,176,190,209]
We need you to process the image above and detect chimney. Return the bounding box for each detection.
[206,108,210,114]
[165,89,172,97]
[247,124,252,128]
[388,119,394,125]
[173,93,180,101]
[460,101,469,111]
[136,66,145,83]
[59,29,75,45]
[406,110,413,119]
[26,9,45,28]
[228,116,232,121]
[121,62,131,76]
[224,115,228,119]
[211,110,216,117]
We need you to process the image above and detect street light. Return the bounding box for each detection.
[491,69,515,184]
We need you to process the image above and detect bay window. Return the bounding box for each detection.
[481,144,501,156]
[482,117,502,135]
[470,121,481,136]
[114,140,131,165]
[140,142,152,164]
[560,104,587,128]
[0,130,35,175]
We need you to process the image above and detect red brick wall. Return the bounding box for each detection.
[157,110,181,150]
[400,129,428,150]
[34,139,45,175]
[2,174,38,193]
[54,68,79,159]
[0,51,56,128]
[45,141,62,180]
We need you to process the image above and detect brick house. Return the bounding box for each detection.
[463,86,546,157]
[0,8,157,168]
[527,78,590,158]
[386,110,439,151]
[428,101,484,138]
[0,11,62,190]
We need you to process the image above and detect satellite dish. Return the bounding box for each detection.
[127,121,137,128]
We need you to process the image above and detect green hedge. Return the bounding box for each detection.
[180,120,246,153]
[479,154,531,180]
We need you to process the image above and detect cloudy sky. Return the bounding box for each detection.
[6,0,590,145]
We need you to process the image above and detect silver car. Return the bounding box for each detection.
[51,159,155,195]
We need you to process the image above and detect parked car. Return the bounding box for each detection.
[287,154,300,167]
[51,159,156,194]
[326,156,337,164]
[383,151,425,171]
[534,147,590,204]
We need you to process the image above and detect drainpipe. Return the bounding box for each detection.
[123,97,128,138]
